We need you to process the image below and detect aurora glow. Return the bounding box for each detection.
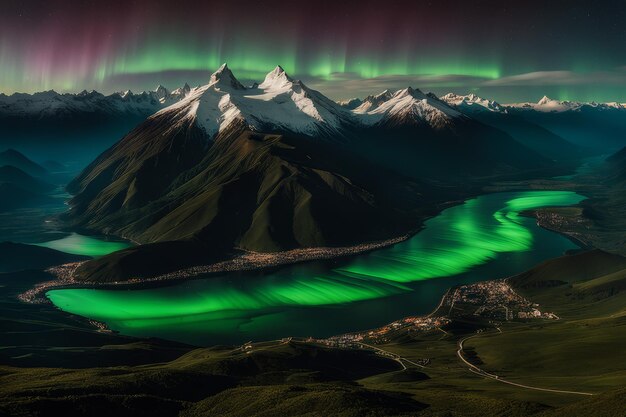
[47,191,584,344]
[2,1,625,102]
[339,191,587,283]
[35,233,131,257]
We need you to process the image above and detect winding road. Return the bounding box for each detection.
[359,342,428,370]
[457,333,594,396]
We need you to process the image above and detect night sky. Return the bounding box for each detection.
[1,0,625,102]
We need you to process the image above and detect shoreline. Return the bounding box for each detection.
[19,232,416,304]
[17,189,592,343]
[518,208,594,252]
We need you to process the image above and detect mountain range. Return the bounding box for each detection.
[3,73,625,162]
[504,96,626,150]
[0,85,192,163]
[0,85,192,117]
[4,82,623,121]
[440,93,582,161]
[64,64,565,282]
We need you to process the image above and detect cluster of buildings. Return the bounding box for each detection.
[321,316,450,347]
[443,279,559,321]
[18,262,85,304]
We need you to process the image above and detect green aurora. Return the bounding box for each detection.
[95,38,502,81]
[47,191,584,342]
[3,1,626,102]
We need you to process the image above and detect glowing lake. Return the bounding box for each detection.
[35,232,131,257]
[47,190,585,345]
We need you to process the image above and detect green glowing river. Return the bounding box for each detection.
[47,191,584,345]
[35,232,131,257]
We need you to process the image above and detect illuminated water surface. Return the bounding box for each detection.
[47,191,584,345]
[35,232,131,257]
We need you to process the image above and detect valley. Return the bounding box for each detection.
[1,63,625,416]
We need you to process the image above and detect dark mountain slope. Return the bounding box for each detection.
[458,111,580,161]
[508,105,626,151]
[352,88,553,180]
[69,126,422,251]
[0,242,88,273]
[356,118,551,180]
[0,153,56,210]
[440,93,581,161]
[606,145,626,183]
[0,183,54,211]
[0,165,55,193]
[0,149,46,177]
[66,105,209,220]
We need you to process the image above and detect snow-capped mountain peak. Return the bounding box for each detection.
[254,67,302,98]
[514,95,626,112]
[354,89,394,112]
[209,64,245,90]
[337,97,363,110]
[508,96,582,112]
[154,85,170,101]
[394,87,422,99]
[258,65,296,91]
[243,66,350,136]
[354,87,463,128]
[440,93,505,113]
[537,95,564,106]
[154,64,352,140]
[169,83,192,100]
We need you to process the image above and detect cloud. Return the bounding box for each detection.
[303,68,626,100]
[302,73,490,100]
[483,69,626,86]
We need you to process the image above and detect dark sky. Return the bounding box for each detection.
[1,0,625,102]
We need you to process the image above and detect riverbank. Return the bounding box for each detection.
[532,208,595,251]
[20,233,414,304]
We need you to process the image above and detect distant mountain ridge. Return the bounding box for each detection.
[0,84,193,117]
[440,94,582,161]
[4,79,624,160]
[507,95,626,112]
[0,149,57,210]
[4,84,625,120]
[0,84,195,163]
[505,97,626,151]
[440,93,505,113]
